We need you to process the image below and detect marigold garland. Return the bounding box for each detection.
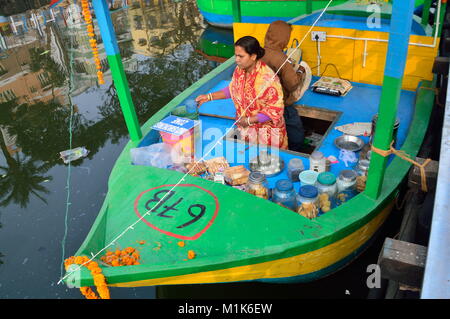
[64,255,110,299]
[80,0,104,85]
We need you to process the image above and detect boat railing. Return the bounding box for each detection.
[420,62,450,299]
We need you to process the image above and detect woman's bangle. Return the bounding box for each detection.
[246,116,252,126]
[208,93,213,101]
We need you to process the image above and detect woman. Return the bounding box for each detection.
[195,36,288,149]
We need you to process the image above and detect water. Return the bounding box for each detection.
[0,0,402,299]
[0,0,216,299]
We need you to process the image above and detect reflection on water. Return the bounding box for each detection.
[0,0,214,298]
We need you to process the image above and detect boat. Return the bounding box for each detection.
[195,26,234,63]
[196,0,427,29]
[61,0,441,291]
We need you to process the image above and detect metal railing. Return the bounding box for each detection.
[421,63,450,299]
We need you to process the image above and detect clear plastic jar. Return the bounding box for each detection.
[299,170,319,186]
[297,185,319,219]
[335,169,358,206]
[287,158,304,182]
[315,172,337,198]
[309,151,326,173]
[355,159,369,193]
[297,185,318,205]
[272,179,297,211]
[245,171,269,199]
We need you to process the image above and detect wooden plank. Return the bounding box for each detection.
[293,105,340,122]
[407,157,439,191]
[378,238,427,288]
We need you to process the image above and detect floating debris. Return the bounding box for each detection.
[59,147,89,164]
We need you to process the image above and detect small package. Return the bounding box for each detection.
[152,115,202,164]
[223,165,250,186]
[204,157,229,174]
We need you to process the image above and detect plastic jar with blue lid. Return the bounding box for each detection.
[272,179,298,211]
[297,185,319,218]
[297,185,319,204]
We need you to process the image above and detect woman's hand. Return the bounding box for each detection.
[236,116,256,128]
[195,94,209,107]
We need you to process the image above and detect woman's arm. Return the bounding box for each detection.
[195,88,228,107]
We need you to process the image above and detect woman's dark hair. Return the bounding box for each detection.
[235,36,265,59]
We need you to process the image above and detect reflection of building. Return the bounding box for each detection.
[127,0,203,57]
[64,4,136,95]
[0,41,65,104]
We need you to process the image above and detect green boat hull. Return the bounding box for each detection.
[64,57,435,288]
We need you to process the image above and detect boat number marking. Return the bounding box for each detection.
[134,184,219,240]
[144,189,206,229]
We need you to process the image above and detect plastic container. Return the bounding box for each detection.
[245,171,269,199]
[272,179,297,211]
[130,143,173,168]
[335,169,358,206]
[297,185,319,218]
[287,158,304,182]
[299,170,319,186]
[356,159,370,176]
[316,172,337,197]
[297,185,318,205]
[171,99,199,120]
[355,159,370,193]
[309,151,326,172]
[185,99,197,113]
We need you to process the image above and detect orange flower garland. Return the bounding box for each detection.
[64,256,110,299]
[80,0,104,85]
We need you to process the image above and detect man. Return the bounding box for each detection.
[261,20,312,152]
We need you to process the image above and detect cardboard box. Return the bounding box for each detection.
[152,115,202,163]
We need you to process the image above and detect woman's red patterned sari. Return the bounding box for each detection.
[229,60,288,149]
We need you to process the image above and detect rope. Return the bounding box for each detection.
[57,0,335,286]
[371,141,432,192]
[59,4,76,279]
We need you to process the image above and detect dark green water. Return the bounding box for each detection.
[0,0,402,299]
[0,0,216,299]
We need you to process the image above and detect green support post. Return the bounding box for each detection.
[231,0,241,23]
[92,0,142,142]
[364,0,415,200]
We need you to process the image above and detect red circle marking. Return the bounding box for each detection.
[134,184,219,240]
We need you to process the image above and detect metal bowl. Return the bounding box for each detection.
[334,135,365,152]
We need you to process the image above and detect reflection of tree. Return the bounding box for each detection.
[0,131,52,208]
[0,99,91,167]
[29,47,67,98]
[100,52,213,126]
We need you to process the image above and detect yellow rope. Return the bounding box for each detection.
[371,142,431,192]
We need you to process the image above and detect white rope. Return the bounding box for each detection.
[57,0,334,286]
